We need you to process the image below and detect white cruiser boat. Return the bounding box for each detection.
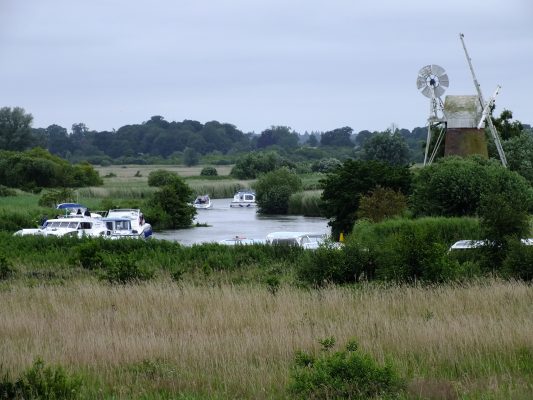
[105,209,153,239]
[14,215,108,238]
[193,195,212,209]
[265,232,329,249]
[230,190,256,208]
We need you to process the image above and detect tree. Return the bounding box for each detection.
[320,160,412,238]
[148,176,196,229]
[411,156,533,218]
[362,132,410,165]
[0,107,34,151]
[257,126,299,149]
[492,109,523,140]
[320,126,353,147]
[254,168,303,214]
[183,147,199,166]
[503,132,533,184]
[231,151,283,179]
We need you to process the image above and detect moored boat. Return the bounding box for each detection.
[193,195,212,209]
[14,215,108,238]
[230,190,256,208]
[105,209,153,239]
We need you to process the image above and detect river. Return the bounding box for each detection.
[154,198,331,245]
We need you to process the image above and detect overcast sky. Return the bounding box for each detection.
[1,0,532,134]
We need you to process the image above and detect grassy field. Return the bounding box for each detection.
[0,279,531,399]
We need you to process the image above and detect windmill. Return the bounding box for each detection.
[459,33,507,167]
[416,64,449,165]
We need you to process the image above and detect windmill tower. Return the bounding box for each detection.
[417,35,507,167]
[416,64,449,165]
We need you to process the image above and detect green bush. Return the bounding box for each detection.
[0,185,16,197]
[0,358,83,399]
[502,240,533,280]
[298,243,374,285]
[147,169,179,187]
[71,240,105,270]
[0,253,14,280]
[102,254,155,284]
[288,338,404,399]
[200,166,218,176]
[255,167,302,214]
[288,191,323,217]
[38,188,75,208]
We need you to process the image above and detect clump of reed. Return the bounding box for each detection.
[288,190,324,217]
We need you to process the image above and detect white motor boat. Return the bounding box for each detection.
[218,236,264,245]
[14,215,108,238]
[193,195,212,209]
[230,190,256,208]
[105,209,153,239]
[56,202,102,218]
[102,217,146,240]
[265,232,329,249]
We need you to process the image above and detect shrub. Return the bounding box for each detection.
[231,151,284,179]
[0,253,14,280]
[288,338,404,399]
[147,169,179,187]
[0,185,16,197]
[357,186,407,222]
[255,167,303,214]
[200,166,218,176]
[311,158,342,173]
[298,243,374,285]
[502,240,533,280]
[288,191,324,217]
[71,240,105,270]
[102,254,155,284]
[38,188,75,208]
[0,358,83,399]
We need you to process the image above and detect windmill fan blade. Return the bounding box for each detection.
[431,64,445,76]
[418,65,432,78]
[434,86,445,98]
[417,76,427,90]
[421,86,433,98]
[439,74,449,88]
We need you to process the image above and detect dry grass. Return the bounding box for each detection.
[1,280,531,398]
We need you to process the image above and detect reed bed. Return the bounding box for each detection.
[288,190,324,217]
[1,279,531,398]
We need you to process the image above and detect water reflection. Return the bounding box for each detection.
[154,198,330,245]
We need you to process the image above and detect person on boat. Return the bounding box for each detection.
[39,215,48,228]
[76,208,82,215]
[84,209,91,216]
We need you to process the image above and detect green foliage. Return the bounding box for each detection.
[357,186,407,222]
[0,209,44,232]
[230,151,289,179]
[0,253,14,280]
[183,147,200,166]
[310,157,342,173]
[502,240,533,280]
[147,169,179,187]
[492,109,524,140]
[255,168,303,214]
[38,188,75,208]
[351,217,482,282]
[0,185,16,197]
[0,358,83,400]
[320,126,353,147]
[320,160,412,239]
[288,338,404,399]
[257,126,299,149]
[411,156,533,217]
[0,148,102,189]
[298,243,374,285]
[199,166,218,176]
[146,176,196,229]
[362,132,411,166]
[0,106,33,151]
[287,191,324,217]
[503,132,533,184]
[102,253,155,284]
[71,240,105,270]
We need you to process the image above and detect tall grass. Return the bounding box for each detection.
[288,190,323,217]
[0,280,531,399]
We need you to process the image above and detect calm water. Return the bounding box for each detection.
[154,198,330,245]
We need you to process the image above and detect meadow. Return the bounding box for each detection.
[0,278,531,399]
